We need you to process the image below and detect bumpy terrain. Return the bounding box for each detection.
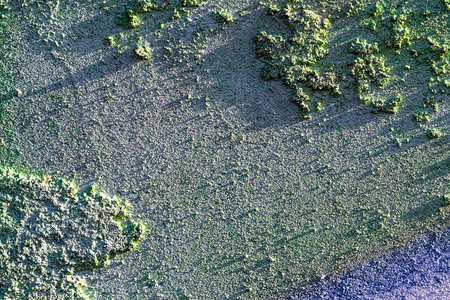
[0,0,448,299]
[0,168,145,299]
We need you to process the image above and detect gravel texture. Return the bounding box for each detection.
[291,227,450,299]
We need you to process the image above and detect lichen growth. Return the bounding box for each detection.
[387,10,410,49]
[443,0,450,10]
[256,4,339,119]
[213,10,234,25]
[183,0,207,7]
[349,40,391,94]
[0,168,145,299]
[349,38,380,55]
[413,111,431,123]
[106,35,116,47]
[130,0,160,13]
[123,0,209,28]
[426,128,444,139]
[442,194,450,207]
[135,39,152,60]
[426,38,450,92]
[369,94,403,114]
[128,13,142,28]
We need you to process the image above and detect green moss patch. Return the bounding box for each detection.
[135,38,152,60]
[369,93,403,114]
[426,128,444,139]
[0,168,145,299]
[256,4,339,119]
[213,10,234,25]
[348,39,391,94]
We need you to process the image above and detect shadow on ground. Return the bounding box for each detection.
[286,225,450,299]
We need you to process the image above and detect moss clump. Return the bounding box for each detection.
[213,10,234,25]
[106,35,116,47]
[349,38,380,55]
[183,0,207,7]
[413,111,430,123]
[349,40,391,94]
[255,6,331,65]
[387,11,410,49]
[426,38,450,91]
[426,128,444,139]
[256,31,287,65]
[291,86,311,118]
[369,94,403,114]
[283,8,330,65]
[0,168,145,299]
[364,2,384,31]
[441,194,450,207]
[256,4,339,118]
[128,13,142,28]
[135,39,152,60]
[130,0,159,13]
[268,4,281,15]
[285,65,340,95]
[443,0,450,10]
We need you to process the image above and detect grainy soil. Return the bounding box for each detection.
[289,225,450,299]
[0,0,448,299]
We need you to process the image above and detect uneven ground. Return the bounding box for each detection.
[291,226,450,299]
[0,0,449,299]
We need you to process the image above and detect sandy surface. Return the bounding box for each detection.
[290,226,450,299]
[0,0,449,299]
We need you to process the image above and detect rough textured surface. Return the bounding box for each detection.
[0,0,448,299]
[289,224,450,300]
[0,168,145,299]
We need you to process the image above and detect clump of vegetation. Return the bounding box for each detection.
[256,3,339,119]
[285,65,340,95]
[387,10,410,49]
[135,39,152,60]
[268,4,281,15]
[0,168,145,299]
[413,111,430,123]
[106,35,116,47]
[413,96,439,122]
[283,7,330,65]
[443,0,450,10]
[426,128,444,139]
[131,0,159,13]
[360,93,403,114]
[183,0,207,7]
[441,193,450,207]
[344,0,367,17]
[349,39,391,94]
[426,38,450,92]
[128,12,142,28]
[291,86,311,117]
[370,94,403,114]
[122,0,209,28]
[213,10,234,24]
[349,38,380,55]
[365,2,384,31]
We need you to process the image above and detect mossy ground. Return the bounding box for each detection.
[0,0,448,299]
[0,168,145,299]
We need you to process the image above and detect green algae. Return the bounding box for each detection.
[0,168,145,299]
